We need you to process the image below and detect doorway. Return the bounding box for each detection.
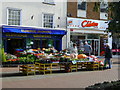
[79,39,100,56]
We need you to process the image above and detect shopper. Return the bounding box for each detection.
[104,43,112,69]
[69,43,78,59]
[84,41,92,56]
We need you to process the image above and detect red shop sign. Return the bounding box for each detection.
[112,49,120,52]
[81,20,98,27]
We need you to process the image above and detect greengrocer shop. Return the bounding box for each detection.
[2,25,67,54]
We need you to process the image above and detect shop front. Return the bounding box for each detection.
[2,25,66,54]
[67,17,109,56]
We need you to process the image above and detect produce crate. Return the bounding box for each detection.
[59,62,77,72]
[59,62,70,72]
[86,62,100,70]
[51,63,59,71]
[69,63,77,72]
[77,62,88,69]
[35,62,41,73]
[39,63,52,74]
[19,64,35,75]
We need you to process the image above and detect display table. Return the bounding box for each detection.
[35,62,59,74]
[19,60,103,75]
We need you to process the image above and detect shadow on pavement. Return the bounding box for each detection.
[1,69,108,78]
[1,70,68,78]
[1,72,26,78]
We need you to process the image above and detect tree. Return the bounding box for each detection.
[108,2,120,36]
[94,1,120,50]
[93,1,120,36]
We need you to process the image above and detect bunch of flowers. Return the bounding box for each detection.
[4,53,20,64]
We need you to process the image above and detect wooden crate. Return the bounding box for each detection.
[39,63,52,75]
[69,63,77,72]
[59,62,77,72]
[19,64,35,75]
[86,62,100,70]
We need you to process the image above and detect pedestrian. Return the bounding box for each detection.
[69,43,78,59]
[104,43,112,69]
[84,41,92,56]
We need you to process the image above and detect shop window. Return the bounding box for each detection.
[7,8,21,25]
[43,14,54,28]
[43,0,55,5]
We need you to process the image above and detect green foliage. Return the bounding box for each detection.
[1,48,6,62]
[18,57,27,63]
[93,2,120,37]
[26,54,36,63]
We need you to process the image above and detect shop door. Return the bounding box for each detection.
[79,39,100,56]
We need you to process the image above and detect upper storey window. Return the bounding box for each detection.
[7,8,21,25]
[100,2,108,13]
[43,14,54,28]
[78,0,86,10]
[43,0,55,5]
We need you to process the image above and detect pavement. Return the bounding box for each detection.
[0,55,120,88]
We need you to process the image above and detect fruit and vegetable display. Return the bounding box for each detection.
[2,48,104,66]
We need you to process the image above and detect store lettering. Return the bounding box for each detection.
[21,30,51,33]
[33,35,51,38]
[37,31,51,33]
[21,30,36,33]
[6,34,27,37]
[81,20,98,27]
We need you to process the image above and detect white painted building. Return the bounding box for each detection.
[0,0,67,53]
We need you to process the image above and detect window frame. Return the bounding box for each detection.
[42,0,55,5]
[42,13,54,28]
[7,7,22,25]
[77,1,87,11]
[100,2,108,13]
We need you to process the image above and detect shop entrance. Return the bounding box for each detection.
[7,38,24,54]
[79,39,100,56]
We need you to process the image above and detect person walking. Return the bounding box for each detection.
[84,41,92,56]
[104,43,112,69]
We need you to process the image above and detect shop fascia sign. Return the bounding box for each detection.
[67,17,108,30]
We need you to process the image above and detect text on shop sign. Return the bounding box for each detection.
[81,20,98,27]
[21,30,51,33]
